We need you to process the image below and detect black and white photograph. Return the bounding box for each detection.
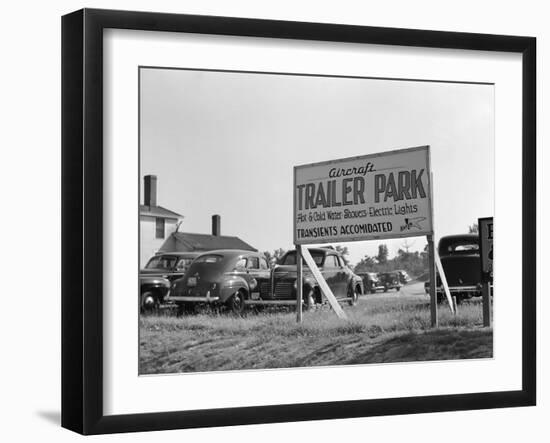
[138,67,495,375]
[0,0,545,440]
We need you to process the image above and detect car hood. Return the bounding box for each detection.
[273,264,314,275]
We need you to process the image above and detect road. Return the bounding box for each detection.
[366,280,427,300]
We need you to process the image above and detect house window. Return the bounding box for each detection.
[155,217,165,239]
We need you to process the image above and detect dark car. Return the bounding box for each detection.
[168,250,271,314]
[395,270,411,285]
[357,272,382,294]
[141,252,201,282]
[378,272,401,292]
[140,275,171,313]
[424,234,489,303]
[272,248,364,307]
[139,252,201,313]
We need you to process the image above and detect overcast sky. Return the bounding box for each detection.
[140,68,494,266]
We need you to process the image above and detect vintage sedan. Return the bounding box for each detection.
[395,269,411,285]
[356,272,382,294]
[424,233,489,303]
[167,250,271,315]
[378,272,402,292]
[139,252,200,313]
[272,248,364,307]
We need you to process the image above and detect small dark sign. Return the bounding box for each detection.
[478,217,494,281]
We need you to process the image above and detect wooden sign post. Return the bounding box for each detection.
[296,245,303,323]
[434,249,456,315]
[427,235,438,327]
[301,247,347,320]
[481,283,492,327]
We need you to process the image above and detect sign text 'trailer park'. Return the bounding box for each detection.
[293,145,433,245]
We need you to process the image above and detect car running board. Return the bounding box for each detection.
[244,297,353,306]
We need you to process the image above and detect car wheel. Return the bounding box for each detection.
[348,286,359,306]
[228,290,246,315]
[140,291,158,314]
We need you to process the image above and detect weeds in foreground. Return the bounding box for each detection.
[140,299,485,340]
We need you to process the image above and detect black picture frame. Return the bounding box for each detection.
[61,8,536,435]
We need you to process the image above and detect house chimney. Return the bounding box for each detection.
[212,214,221,236]
[144,175,157,207]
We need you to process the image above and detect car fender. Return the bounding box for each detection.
[140,276,170,291]
[302,276,317,293]
[351,276,364,294]
[140,277,170,301]
[219,275,249,303]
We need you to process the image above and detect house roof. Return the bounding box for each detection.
[159,232,257,253]
[139,205,183,219]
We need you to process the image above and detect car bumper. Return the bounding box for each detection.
[167,293,220,303]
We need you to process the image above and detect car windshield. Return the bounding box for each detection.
[194,254,224,264]
[280,251,324,266]
[145,255,178,270]
[449,243,479,253]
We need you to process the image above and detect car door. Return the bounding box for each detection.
[232,257,249,288]
[321,254,343,296]
[245,255,270,300]
[334,255,350,295]
[243,256,261,300]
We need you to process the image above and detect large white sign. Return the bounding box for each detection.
[294,145,433,245]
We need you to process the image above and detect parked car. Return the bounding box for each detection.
[424,234,489,303]
[141,251,201,282]
[168,250,271,315]
[395,269,411,285]
[139,252,200,313]
[273,248,364,307]
[378,272,401,292]
[167,247,364,315]
[140,275,171,313]
[356,272,382,294]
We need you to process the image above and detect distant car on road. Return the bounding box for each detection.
[424,233,490,303]
[395,269,411,285]
[356,272,382,294]
[378,272,401,292]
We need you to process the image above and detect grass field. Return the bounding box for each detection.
[139,282,492,374]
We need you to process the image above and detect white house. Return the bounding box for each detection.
[139,175,183,267]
